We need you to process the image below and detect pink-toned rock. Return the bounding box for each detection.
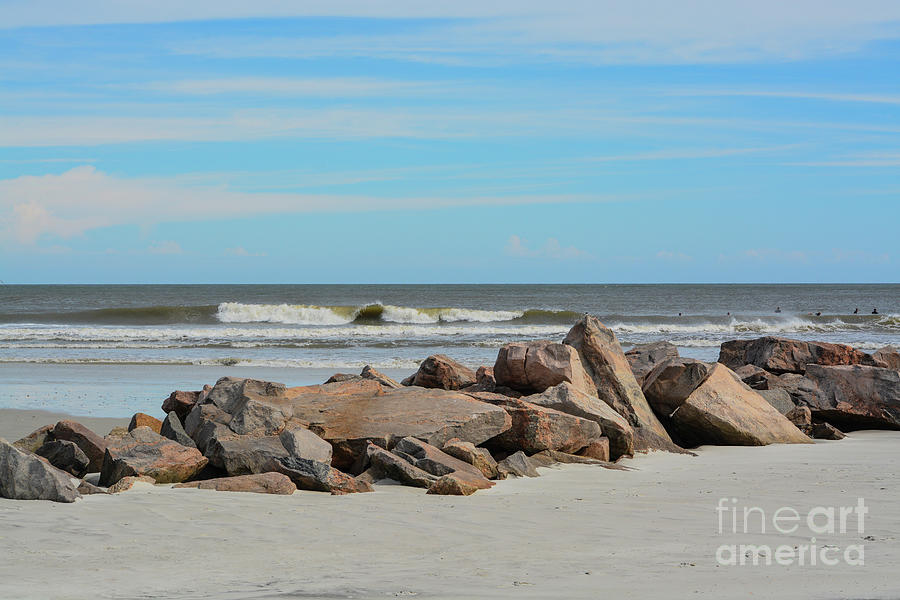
[472,393,602,455]
[718,336,885,375]
[494,341,596,397]
[660,363,813,447]
[360,365,402,389]
[873,346,900,370]
[441,439,499,479]
[427,474,484,496]
[99,427,208,486]
[53,420,107,472]
[563,316,679,453]
[625,341,679,386]
[12,425,54,454]
[577,437,610,461]
[174,472,296,495]
[128,412,163,434]
[411,354,476,390]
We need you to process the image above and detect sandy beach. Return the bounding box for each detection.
[1,408,897,599]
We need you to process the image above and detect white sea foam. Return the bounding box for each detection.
[216,302,355,325]
[215,302,524,325]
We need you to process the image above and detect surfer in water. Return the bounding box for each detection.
[775,306,781,313]
[873,308,879,315]
[854,308,859,314]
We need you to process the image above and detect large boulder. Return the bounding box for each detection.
[563,316,678,452]
[803,365,900,430]
[494,341,596,396]
[99,427,208,486]
[768,373,821,407]
[652,363,812,447]
[162,390,201,422]
[525,382,634,460]
[718,337,884,375]
[873,346,900,370]
[474,394,602,455]
[0,439,81,502]
[757,388,796,415]
[625,341,679,385]
[36,440,89,478]
[497,451,540,478]
[52,420,107,472]
[410,354,476,390]
[205,435,289,476]
[287,385,511,473]
[175,472,296,495]
[274,457,372,494]
[206,377,288,414]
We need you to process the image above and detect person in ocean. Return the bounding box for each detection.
[873,308,879,314]
[854,308,859,314]
[815,311,822,316]
[775,306,781,313]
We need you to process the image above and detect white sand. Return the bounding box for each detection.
[0,408,128,441]
[1,429,898,599]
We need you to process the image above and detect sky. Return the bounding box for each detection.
[0,1,899,284]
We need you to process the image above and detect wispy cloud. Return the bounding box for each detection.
[225,247,267,257]
[135,77,450,98]
[0,166,616,244]
[147,240,183,255]
[504,235,590,260]
[675,89,900,105]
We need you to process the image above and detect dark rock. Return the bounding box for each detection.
[525,382,634,460]
[160,411,196,448]
[733,364,781,390]
[718,337,884,375]
[642,358,715,416]
[77,480,107,495]
[497,451,540,478]
[324,373,357,384]
[769,373,821,407]
[205,435,289,476]
[392,437,493,492]
[785,405,813,435]
[625,341,679,385]
[36,440,89,478]
[128,413,163,434]
[162,390,201,422]
[757,389,796,415]
[411,354,476,390]
[175,472,297,495]
[228,394,293,436]
[803,365,900,430]
[563,316,679,453]
[811,422,846,440]
[99,427,208,486]
[206,377,287,414]
[53,420,107,472]
[0,439,81,502]
[494,341,596,396]
[365,443,436,488]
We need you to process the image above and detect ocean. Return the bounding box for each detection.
[1,284,897,417]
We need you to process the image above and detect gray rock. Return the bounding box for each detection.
[206,377,287,414]
[873,346,900,370]
[274,456,372,494]
[803,365,900,430]
[642,358,715,417]
[205,435,289,476]
[0,439,81,502]
[497,451,540,478]
[228,395,293,436]
[160,411,196,448]
[279,427,333,463]
[758,388,796,415]
[365,443,436,488]
[52,420,107,472]
[36,440,89,478]
[625,341,679,385]
[360,365,402,389]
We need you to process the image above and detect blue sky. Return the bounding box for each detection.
[0,1,898,283]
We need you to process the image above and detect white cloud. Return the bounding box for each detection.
[147,240,183,255]
[0,166,610,244]
[504,235,589,260]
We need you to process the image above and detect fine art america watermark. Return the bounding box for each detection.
[715,497,867,566]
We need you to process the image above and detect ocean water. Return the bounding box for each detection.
[0,284,897,417]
